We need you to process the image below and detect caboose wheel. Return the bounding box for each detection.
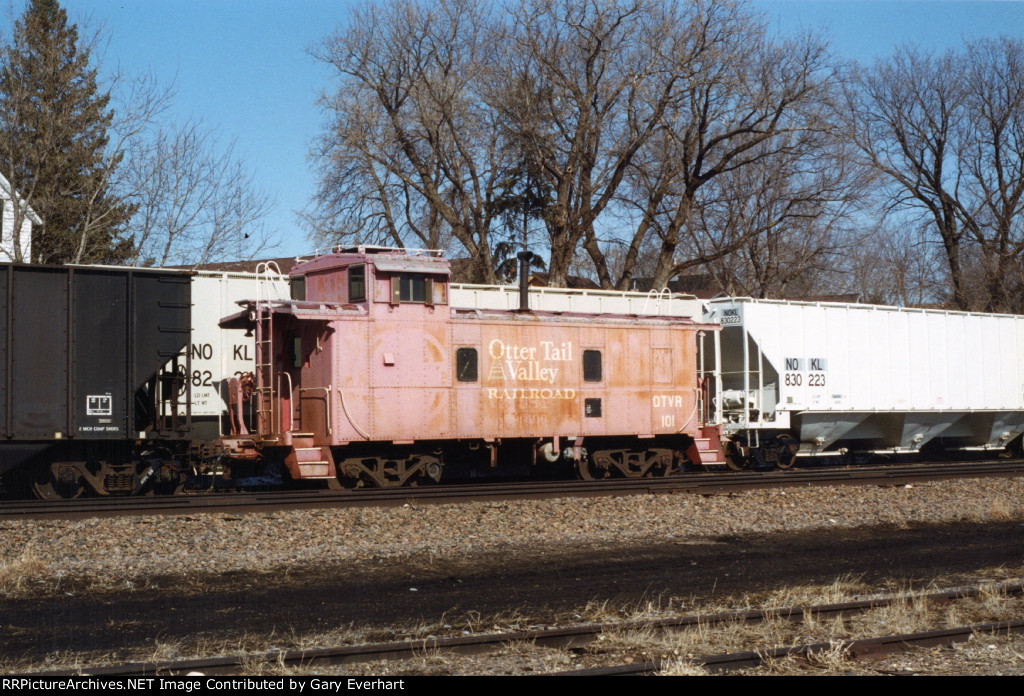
[724,452,749,471]
[577,455,611,481]
[32,462,86,501]
[581,449,674,479]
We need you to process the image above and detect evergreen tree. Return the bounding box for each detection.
[0,0,133,264]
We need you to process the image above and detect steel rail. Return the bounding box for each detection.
[3,458,1024,520]
[24,582,1024,677]
[557,618,1024,676]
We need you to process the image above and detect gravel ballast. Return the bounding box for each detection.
[1,475,1024,676]
[2,476,1022,587]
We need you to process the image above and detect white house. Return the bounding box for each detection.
[0,172,40,262]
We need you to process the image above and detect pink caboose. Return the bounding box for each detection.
[242,247,721,487]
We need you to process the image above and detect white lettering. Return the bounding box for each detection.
[488,339,574,384]
[486,388,576,400]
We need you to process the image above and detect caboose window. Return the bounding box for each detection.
[349,265,366,302]
[456,348,478,382]
[583,350,602,382]
[391,273,431,303]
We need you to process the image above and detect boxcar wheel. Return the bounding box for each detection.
[33,462,86,501]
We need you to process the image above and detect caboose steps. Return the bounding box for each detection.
[687,426,726,466]
[284,444,338,480]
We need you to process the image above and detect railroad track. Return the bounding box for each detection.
[559,619,1024,675]
[24,581,1024,677]
[3,458,1024,520]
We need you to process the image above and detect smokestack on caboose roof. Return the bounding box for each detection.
[517,250,535,313]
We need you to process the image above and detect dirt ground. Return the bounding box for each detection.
[3,517,1023,669]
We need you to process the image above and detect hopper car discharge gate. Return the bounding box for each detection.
[221,245,724,488]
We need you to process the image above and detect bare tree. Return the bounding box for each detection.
[311,0,504,281]
[495,0,688,282]
[836,221,944,306]
[843,46,973,308]
[497,0,747,287]
[125,121,276,267]
[957,37,1024,312]
[687,131,868,298]
[620,27,839,290]
[848,38,1024,313]
[311,0,847,288]
[312,0,788,286]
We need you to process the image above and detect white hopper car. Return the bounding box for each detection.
[187,265,291,438]
[701,298,1024,468]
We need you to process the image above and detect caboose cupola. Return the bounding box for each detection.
[289,246,450,312]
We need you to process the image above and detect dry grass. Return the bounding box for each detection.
[499,638,539,657]
[946,632,1024,673]
[0,549,48,596]
[753,574,870,608]
[6,569,1024,676]
[594,614,800,666]
[657,658,711,676]
[239,650,302,676]
[841,583,1024,641]
[562,593,699,626]
[584,578,1024,677]
[579,575,874,666]
[797,609,851,643]
[803,640,852,670]
[0,650,94,676]
[849,596,937,636]
[571,598,615,623]
[754,640,853,676]
[987,498,1016,521]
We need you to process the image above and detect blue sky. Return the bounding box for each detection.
[5,1,1024,258]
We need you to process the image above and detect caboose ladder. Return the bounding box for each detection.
[253,262,281,435]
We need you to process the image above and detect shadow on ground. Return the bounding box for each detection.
[4,519,1022,660]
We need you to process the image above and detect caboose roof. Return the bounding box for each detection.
[292,246,450,277]
[450,306,715,329]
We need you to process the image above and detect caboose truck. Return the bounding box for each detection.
[702,298,1024,469]
[221,246,724,487]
